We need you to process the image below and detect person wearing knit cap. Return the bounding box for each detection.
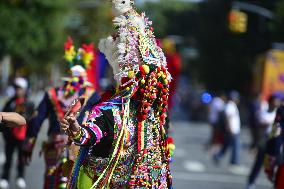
[22,38,100,189]
[61,1,172,188]
[0,77,34,189]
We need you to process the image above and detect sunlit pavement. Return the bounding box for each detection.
[171,121,271,189]
[0,121,272,189]
[0,122,47,189]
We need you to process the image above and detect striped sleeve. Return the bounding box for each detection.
[73,107,108,146]
[73,127,91,145]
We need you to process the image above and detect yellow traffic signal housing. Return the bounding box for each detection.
[228,10,248,33]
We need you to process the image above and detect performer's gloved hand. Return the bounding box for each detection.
[60,115,80,138]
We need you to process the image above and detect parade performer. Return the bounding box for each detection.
[61,0,172,188]
[162,38,181,111]
[264,105,284,189]
[0,77,34,189]
[22,38,100,189]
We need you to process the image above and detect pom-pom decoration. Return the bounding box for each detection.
[64,37,76,64]
[167,137,175,162]
[62,37,95,97]
[64,37,94,69]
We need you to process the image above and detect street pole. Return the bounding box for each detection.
[232,1,275,20]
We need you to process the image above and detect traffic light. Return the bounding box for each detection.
[228,10,248,33]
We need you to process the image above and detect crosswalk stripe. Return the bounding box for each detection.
[184,161,206,172]
[0,152,5,165]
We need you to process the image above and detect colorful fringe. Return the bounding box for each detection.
[67,146,89,189]
[90,98,130,188]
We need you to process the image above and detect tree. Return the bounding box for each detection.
[270,0,284,42]
[142,0,197,38]
[0,0,73,74]
[141,0,279,93]
[66,1,113,45]
[194,0,278,93]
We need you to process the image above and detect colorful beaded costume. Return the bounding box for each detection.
[23,38,99,189]
[67,1,173,188]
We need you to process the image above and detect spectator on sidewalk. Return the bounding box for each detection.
[246,94,281,189]
[0,77,34,189]
[207,92,227,153]
[213,91,241,166]
[264,103,284,189]
[248,93,262,151]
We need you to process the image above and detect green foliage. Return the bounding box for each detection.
[0,0,73,73]
[67,2,113,45]
[142,0,197,37]
[1,0,282,92]
[270,0,284,42]
[194,0,267,92]
[141,0,278,92]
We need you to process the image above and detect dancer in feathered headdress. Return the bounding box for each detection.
[61,1,173,188]
[22,37,100,189]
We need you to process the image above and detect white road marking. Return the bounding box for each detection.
[228,165,250,176]
[0,152,5,165]
[184,161,206,172]
[173,172,271,187]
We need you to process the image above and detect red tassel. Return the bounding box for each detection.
[138,122,142,152]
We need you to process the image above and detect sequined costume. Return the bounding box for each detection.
[66,2,172,188]
[23,39,100,189]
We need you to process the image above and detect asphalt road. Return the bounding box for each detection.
[171,121,271,189]
[0,121,272,189]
